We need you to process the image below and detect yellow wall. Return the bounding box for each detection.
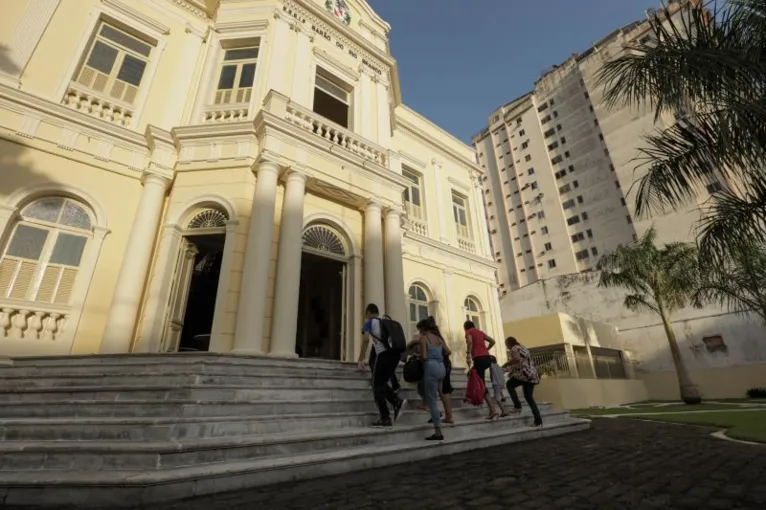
[640,364,766,401]
[536,378,649,410]
[503,313,565,348]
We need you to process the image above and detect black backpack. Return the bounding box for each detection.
[377,316,406,353]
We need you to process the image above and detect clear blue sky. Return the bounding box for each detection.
[368,0,655,144]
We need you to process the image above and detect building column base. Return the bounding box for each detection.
[229,349,265,356]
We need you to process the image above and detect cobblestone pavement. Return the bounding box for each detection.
[148,419,766,510]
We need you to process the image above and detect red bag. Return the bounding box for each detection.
[464,368,485,406]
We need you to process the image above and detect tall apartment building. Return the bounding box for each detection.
[473,0,710,295]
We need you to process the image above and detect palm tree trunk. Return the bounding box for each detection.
[661,314,701,405]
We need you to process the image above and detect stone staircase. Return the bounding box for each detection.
[0,353,589,508]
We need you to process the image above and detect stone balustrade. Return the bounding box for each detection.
[62,83,134,127]
[263,91,388,167]
[203,105,250,124]
[458,237,476,254]
[0,303,69,342]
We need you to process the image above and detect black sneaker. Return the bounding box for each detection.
[371,419,393,428]
[427,413,444,424]
[393,398,407,422]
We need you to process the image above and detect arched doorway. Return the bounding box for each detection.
[295,223,350,360]
[161,208,228,353]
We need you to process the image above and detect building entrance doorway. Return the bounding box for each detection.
[295,253,346,360]
[160,208,229,353]
[294,223,350,360]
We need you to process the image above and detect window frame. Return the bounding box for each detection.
[402,167,425,221]
[312,65,355,130]
[57,6,168,129]
[463,297,483,330]
[451,191,472,240]
[407,284,431,338]
[213,45,260,106]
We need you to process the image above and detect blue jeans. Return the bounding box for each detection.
[423,359,446,426]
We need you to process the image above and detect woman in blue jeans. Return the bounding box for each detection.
[416,316,452,441]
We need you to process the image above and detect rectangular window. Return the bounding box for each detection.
[537,211,545,219]
[543,128,556,138]
[525,155,532,162]
[544,242,552,251]
[521,141,529,150]
[559,184,571,194]
[547,141,559,151]
[586,229,593,238]
[577,196,584,204]
[562,199,575,209]
[214,46,259,105]
[541,226,549,235]
[74,22,154,105]
[567,215,580,226]
[527,168,535,175]
[541,114,551,124]
[568,165,575,173]
[548,259,556,269]
[313,67,352,128]
[582,212,589,220]
[571,232,585,242]
[551,155,563,165]
[519,129,526,136]
[452,192,471,239]
[537,102,549,112]
[555,170,566,180]
[591,247,599,257]
[575,249,589,261]
[531,182,538,190]
[573,180,579,188]
[402,168,424,220]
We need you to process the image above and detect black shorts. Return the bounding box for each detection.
[473,355,492,384]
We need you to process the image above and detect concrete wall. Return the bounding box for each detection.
[501,272,766,372]
[640,364,766,401]
[536,378,648,410]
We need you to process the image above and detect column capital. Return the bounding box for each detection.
[431,157,444,168]
[141,171,172,189]
[253,159,281,176]
[363,200,383,213]
[283,169,309,185]
[383,207,404,221]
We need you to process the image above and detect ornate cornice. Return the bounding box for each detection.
[395,117,480,172]
[164,0,209,19]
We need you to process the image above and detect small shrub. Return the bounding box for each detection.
[746,387,766,399]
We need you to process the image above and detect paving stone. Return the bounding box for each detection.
[141,419,766,510]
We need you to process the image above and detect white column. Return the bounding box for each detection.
[0,0,61,86]
[442,269,461,367]
[384,209,407,323]
[266,14,294,96]
[100,172,170,354]
[473,174,493,258]
[232,161,280,354]
[363,202,385,313]
[290,28,314,108]
[431,158,450,244]
[351,255,363,361]
[269,171,307,357]
[376,80,391,148]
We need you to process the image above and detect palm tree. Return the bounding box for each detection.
[597,227,702,404]
[596,0,766,266]
[694,242,766,323]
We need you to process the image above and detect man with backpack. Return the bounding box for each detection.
[357,303,407,428]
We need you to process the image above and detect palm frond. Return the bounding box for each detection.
[597,0,766,119]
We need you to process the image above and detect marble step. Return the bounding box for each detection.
[0,371,469,390]
[0,411,571,473]
[0,394,478,419]
[0,404,551,442]
[0,419,590,508]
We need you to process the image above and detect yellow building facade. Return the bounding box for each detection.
[0,0,504,364]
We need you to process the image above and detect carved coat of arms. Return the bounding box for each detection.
[326,0,351,25]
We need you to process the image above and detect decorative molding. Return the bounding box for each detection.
[448,176,472,193]
[15,116,41,139]
[395,118,480,172]
[404,230,496,271]
[164,0,208,19]
[214,19,270,35]
[185,23,207,39]
[57,128,79,151]
[398,150,427,170]
[313,47,361,82]
[102,0,171,35]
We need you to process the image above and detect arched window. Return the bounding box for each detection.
[464,297,482,330]
[0,197,93,305]
[408,284,430,338]
[302,224,347,258]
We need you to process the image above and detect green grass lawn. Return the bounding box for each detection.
[627,410,766,444]
[572,403,756,416]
